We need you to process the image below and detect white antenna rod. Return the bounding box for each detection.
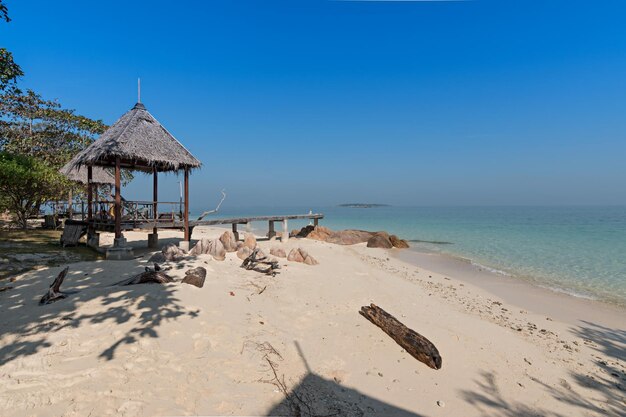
[138,78,141,103]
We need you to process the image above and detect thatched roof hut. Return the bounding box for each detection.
[64,101,201,250]
[66,103,201,172]
[60,163,115,185]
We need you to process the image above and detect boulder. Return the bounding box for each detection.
[148,252,167,264]
[327,230,373,245]
[287,248,318,265]
[190,238,226,261]
[287,248,305,263]
[237,245,253,260]
[389,235,409,249]
[182,267,207,288]
[270,247,287,258]
[366,232,393,249]
[153,243,187,262]
[292,226,373,245]
[243,233,257,250]
[219,230,238,252]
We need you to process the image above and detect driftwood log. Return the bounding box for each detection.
[40,267,70,305]
[241,248,280,276]
[360,303,442,370]
[118,270,174,286]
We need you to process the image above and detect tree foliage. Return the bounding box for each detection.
[0,152,69,228]
[0,1,23,91]
[0,89,107,167]
[0,0,9,22]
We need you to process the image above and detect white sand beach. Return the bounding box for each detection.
[0,226,624,416]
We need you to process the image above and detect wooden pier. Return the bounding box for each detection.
[73,209,323,243]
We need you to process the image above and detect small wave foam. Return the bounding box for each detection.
[469,260,512,277]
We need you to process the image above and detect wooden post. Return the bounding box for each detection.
[68,189,73,218]
[153,167,158,233]
[87,166,93,221]
[314,217,319,227]
[93,184,98,218]
[268,220,276,239]
[232,223,239,241]
[114,157,122,239]
[183,168,190,241]
[282,218,289,242]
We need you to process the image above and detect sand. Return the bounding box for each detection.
[0,226,624,416]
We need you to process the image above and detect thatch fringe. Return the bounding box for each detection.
[66,103,201,173]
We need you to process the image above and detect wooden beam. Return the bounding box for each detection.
[153,167,158,234]
[87,166,93,220]
[183,168,190,241]
[114,157,122,239]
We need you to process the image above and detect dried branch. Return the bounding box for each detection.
[196,189,226,220]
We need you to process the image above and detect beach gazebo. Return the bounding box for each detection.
[59,164,115,218]
[66,101,201,259]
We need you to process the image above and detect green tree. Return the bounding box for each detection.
[0,89,107,167]
[0,1,23,91]
[0,152,69,228]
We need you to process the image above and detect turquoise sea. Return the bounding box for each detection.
[192,206,626,306]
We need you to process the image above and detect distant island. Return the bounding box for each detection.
[338,203,390,208]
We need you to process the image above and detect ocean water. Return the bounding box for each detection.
[192,206,626,306]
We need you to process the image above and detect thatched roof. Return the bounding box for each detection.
[60,163,115,185]
[66,102,201,173]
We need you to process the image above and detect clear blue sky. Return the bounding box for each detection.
[4,0,626,209]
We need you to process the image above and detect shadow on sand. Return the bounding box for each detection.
[460,321,625,417]
[0,237,199,366]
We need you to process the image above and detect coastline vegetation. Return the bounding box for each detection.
[0,1,109,229]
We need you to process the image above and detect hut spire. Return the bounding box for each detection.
[137,78,141,103]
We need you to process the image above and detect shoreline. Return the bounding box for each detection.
[394,246,626,329]
[1,227,624,416]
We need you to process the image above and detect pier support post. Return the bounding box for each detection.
[314,218,319,227]
[268,221,276,239]
[232,223,239,241]
[282,219,289,242]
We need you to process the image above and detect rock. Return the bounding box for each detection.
[237,246,253,260]
[243,233,257,250]
[303,254,319,265]
[389,235,409,249]
[182,266,207,288]
[292,225,373,245]
[437,400,445,408]
[287,248,305,263]
[148,252,167,264]
[270,247,287,258]
[219,230,238,252]
[366,232,393,249]
[189,238,226,261]
[158,243,187,262]
[327,230,373,245]
[287,248,318,265]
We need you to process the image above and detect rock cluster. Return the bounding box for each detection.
[287,248,318,265]
[293,226,409,249]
